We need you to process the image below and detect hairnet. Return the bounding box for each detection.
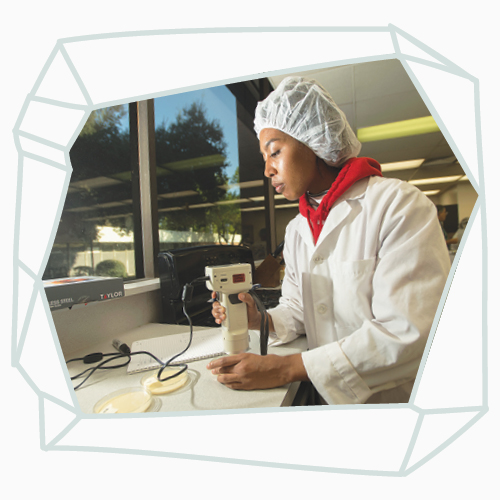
[254,76,362,167]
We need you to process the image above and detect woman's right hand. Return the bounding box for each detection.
[211,291,263,330]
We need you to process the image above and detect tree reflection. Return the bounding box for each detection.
[44,98,243,280]
[156,101,241,246]
[44,105,132,280]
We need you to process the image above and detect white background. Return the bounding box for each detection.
[2,2,497,498]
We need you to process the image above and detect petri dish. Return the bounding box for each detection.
[94,387,154,414]
[141,368,190,395]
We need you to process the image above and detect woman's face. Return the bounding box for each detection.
[438,208,448,222]
[259,128,335,201]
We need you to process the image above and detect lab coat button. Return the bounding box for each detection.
[317,304,327,314]
[313,255,323,263]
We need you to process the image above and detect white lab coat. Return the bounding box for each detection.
[268,175,451,404]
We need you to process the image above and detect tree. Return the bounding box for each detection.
[156,100,240,243]
[70,105,130,182]
[44,105,132,279]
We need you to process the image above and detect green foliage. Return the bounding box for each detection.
[156,100,241,243]
[70,106,130,182]
[51,97,241,277]
[95,259,128,278]
[80,106,127,136]
[156,100,229,197]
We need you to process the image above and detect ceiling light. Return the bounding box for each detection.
[422,190,441,196]
[380,159,425,172]
[276,203,299,209]
[215,198,249,205]
[409,175,463,186]
[159,154,227,172]
[189,203,216,209]
[158,190,198,199]
[241,206,265,212]
[70,176,123,190]
[158,206,184,212]
[219,180,264,190]
[357,116,440,142]
[159,202,216,212]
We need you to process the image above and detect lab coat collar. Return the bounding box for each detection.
[300,177,371,250]
[299,157,382,245]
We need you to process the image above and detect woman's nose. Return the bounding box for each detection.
[264,161,276,178]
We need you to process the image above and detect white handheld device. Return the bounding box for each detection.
[205,263,253,354]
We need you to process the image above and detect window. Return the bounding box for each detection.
[154,86,241,249]
[44,78,287,283]
[153,80,294,261]
[43,104,141,281]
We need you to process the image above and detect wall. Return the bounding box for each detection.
[456,182,478,221]
[438,189,458,206]
[429,180,478,224]
[52,286,162,358]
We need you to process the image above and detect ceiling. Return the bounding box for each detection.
[268,59,470,198]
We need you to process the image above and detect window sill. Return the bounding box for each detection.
[124,278,160,296]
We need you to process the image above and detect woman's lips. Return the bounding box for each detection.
[273,183,284,194]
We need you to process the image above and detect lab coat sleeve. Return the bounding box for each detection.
[302,183,451,404]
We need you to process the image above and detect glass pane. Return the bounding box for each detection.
[155,84,297,261]
[43,105,138,281]
[155,86,243,250]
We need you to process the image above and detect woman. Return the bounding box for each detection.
[207,77,451,404]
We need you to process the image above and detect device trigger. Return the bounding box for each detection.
[228,293,242,305]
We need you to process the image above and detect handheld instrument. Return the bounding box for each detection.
[205,263,253,354]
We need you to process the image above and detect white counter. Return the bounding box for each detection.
[66,323,308,414]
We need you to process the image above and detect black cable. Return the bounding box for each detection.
[70,353,132,390]
[156,277,209,382]
[249,289,269,356]
[156,300,193,382]
[67,276,210,390]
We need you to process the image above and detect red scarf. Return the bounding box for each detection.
[299,157,382,244]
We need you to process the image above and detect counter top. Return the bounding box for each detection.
[66,323,308,414]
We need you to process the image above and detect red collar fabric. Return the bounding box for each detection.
[298,157,382,244]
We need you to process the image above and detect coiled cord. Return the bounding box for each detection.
[67,277,207,390]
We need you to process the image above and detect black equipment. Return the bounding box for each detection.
[158,245,255,327]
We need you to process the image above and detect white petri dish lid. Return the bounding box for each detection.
[141,368,190,395]
[94,387,154,414]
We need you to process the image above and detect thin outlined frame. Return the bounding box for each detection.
[11,25,487,476]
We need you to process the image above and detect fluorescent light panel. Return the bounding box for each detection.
[357,116,440,142]
[159,190,198,199]
[241,206,264,212]
[276,203,299,209]
[219,180,264,190]
[214,198,248,205]
[380,159,425,172]
[409,175,463,186]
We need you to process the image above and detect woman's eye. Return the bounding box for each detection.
[270,149,280,158]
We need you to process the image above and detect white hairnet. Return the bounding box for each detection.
[254,76,361,167]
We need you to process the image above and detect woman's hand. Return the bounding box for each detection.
[211,291,267,331]
[206,352,308,390]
